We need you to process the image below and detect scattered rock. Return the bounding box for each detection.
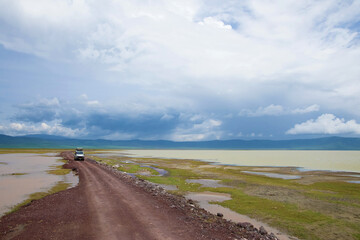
[270,233,277,239]
[85,156,281,240]
[259,226,267,235]
[237,222,253,230]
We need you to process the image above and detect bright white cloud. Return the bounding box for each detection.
[286,114,360,135]
[1,0,359,84]
[171,118,223,141]
[239,104,320,117]
[0,0,360,139]
[198,17,232,30]
[1,121,84,137]
[291,104,320,114]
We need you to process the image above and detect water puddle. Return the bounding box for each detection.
[343,174,360,178]
[0,153,78,216]
[125,172,136,178]
[185,191,294,240]
[186,179,230,188]
[348,180,360,184]
[140,165,168,176]
[242,171,301,180]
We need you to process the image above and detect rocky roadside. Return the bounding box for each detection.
[87,156,279,240]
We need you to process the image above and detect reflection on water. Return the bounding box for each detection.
[140,165,168,176]
[0,153,78,216]
[186,179,230,188]
[242,171,301,179]
[348,181,360,184]
[123,150,360,173]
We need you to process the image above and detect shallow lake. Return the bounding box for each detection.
[0,153,78,216]
[122,150,360,173]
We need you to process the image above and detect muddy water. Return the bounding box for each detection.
[186,179,230,188]
[185,192,295,240]
[242,171,301,179]
[0,153,78,216]
[123,150,360,173]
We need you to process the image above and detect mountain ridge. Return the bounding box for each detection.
[1,134,360,150]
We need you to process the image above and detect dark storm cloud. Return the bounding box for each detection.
[84,112,180,137]
[13,98,60,123]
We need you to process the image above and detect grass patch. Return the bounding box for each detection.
[91,155,161,176]
[46,161,71,175]
[207,187,334,239]
[117,164,159,175]
[6,181,71,215]
[10,173,28,176]
[140,167,203,193]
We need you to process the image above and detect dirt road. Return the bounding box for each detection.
[0,152,277,240]
[78,159,197,240]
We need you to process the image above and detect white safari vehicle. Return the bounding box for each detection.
[74,147,85,161]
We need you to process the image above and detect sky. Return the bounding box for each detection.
[0,0,360,141]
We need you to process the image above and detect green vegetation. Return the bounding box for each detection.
[6,181,71,215]
[1,172,29,176]
[92,155,160,176]
[10,173,28,176]
[141,168,203,193]
[90,151,360,240]
[47,165,71,175]
[47,159,71,175]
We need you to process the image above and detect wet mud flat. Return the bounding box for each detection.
[0,153,78,216]
[89,150,360,240]
[0,152,278,240]
[185,192,293,240]
[91,158,280,240]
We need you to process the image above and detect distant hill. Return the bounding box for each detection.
[21,134,71,140]
[1,134,360,150]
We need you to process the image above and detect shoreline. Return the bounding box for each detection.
[0,151,278,240]
[89,149,360,240]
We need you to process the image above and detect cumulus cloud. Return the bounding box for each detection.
[1,0,359,84]
[198,17,232,29]
[286,114,360,135]
[1,1,360,139]
[171,118,223,141]
[291,104,320,114]
[0,121,84,137]
[239,104,320,117]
